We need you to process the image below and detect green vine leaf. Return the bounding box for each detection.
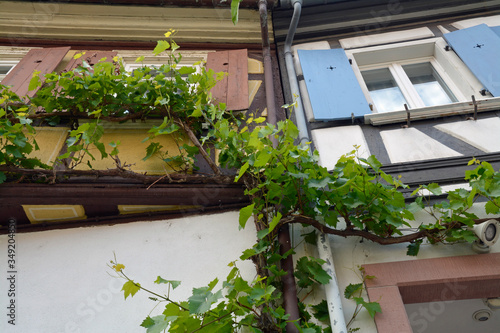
[295,257,331,288]
[231,0,242,25]
[28,70,42,92]
[153,40,170,55]
[311,300,330,322]
[143,142,163,161]
[188,286,223,314]
[485,200,500,214]
[143,315,171,333]
[353,297,382,318]
[235,161,249,182]
[344,283,363,299]
[154,276,181,289]
[122,280,141,300]
[268,212,282,233]
[238,203,255,229]
[140,316,155,328]
[406,239,423,256]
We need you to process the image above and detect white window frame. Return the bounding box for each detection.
[0,60,19,81]
[358,56,465,112]
[345,38,500,124]
[117,50,209,75]
[117,50,209,95]
[0,47,33,82]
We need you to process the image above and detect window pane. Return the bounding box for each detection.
[361,68,407,113]
[403,62,457,107]
[0,65,15,81]
[0,65,12,75]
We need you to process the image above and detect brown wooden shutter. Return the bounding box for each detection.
[63,51,118,71]
[0,47,70,98]
[206,49,248,111]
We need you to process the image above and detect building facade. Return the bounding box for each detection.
[274,0,500,332]
[0,1,283,332]
[1,0,500,332]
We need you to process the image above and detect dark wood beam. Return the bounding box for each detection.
[0,183,248,206]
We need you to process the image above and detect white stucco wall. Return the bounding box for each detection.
[0,211,257,333]
[1,203,498,333]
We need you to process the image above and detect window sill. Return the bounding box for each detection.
[364,97,500,126]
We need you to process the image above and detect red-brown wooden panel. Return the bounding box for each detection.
[206,49,248,111]
[63,51,118,71]
[206,50,229,106]
[0,47,70,98]
[227,49,248,110]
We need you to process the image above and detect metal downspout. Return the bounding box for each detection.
[283,0,308,146]
[282,1,348,332]
[259,1,300,332]
[258,0,277,146]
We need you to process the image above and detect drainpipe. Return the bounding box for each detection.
[259,1,300,331]
[283,0,308,146]
[282,1,348,332]
[258,0,277,145]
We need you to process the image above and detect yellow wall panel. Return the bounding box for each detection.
[73,128,192,175]
[27,127,69,166]
[118,205,201,215]
[248,80,262,105]
[248,58,264,74]
[23,205,86,224]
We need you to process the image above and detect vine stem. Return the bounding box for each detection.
[0,165,235,184]
[191,312,233,333]
[174,118,222,176]
[282,215,432,245]
[119,270,189,311]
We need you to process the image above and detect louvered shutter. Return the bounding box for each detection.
[206,49,249,111]
[1,47,70,98]
[444,24,500,97]
[298,49,371,121]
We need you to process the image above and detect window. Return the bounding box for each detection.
[297,24,500,123]
[360,59,458,112]
[347,38,476,114]
[0,61,18,81]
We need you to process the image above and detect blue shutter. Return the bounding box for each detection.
[444,24,500,97]
[491,26,500,38]
[298,49,371,121]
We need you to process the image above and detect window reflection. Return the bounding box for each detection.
[361,68,407,113]
[403,62,457,107]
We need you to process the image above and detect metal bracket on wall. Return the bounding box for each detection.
[405,104,410,127]
[472,95,478,121]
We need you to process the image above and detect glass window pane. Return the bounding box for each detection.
[0,65,12,75]
[403,62,457,107]
[361,68,407,113]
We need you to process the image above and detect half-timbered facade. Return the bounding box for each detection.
[274,1,500,332]
[0,1,283,332]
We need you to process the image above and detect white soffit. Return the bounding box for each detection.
[339,27,434,49]
[380,128,462,163]
[451,15,500,29]
[311,126,370,169]
[434,117,500,153]
[0,1,267,44]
